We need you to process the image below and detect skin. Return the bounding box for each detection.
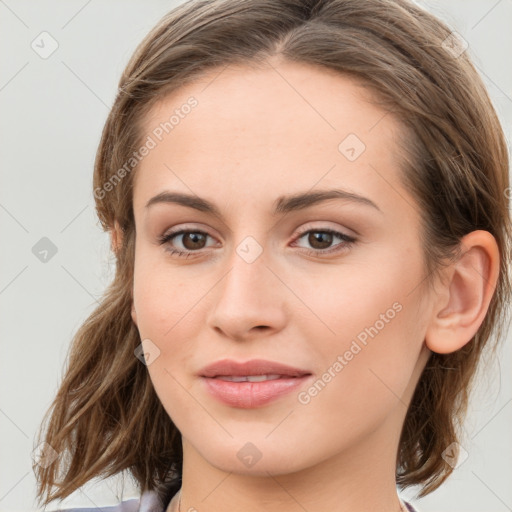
[111,57,499,512]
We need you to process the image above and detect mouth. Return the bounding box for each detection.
[199,358,311,378]
[210,374,293,382]
[198,359,313,408]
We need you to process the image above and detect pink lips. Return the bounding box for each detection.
[199,358,312,408]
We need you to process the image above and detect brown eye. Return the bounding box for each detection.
[157,229,215,258]
[180,232,207,250]
[307,231,334,250]
[293,228,356,256]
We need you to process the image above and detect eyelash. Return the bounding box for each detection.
[157,227,356,259]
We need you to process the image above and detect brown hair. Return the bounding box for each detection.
[33,0,511,507]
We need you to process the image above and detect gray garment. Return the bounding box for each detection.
[52,490,421,512]
[51,490,164,512]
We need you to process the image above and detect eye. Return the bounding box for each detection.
[157,229,217,258]
[291,228,356,256]
[157,226,357,259]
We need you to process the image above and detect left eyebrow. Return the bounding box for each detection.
[145,188,382,218]
[274,189,382,214]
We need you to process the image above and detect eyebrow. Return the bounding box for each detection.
[145,189,382,217]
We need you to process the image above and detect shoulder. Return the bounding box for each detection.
[49,490,164,512]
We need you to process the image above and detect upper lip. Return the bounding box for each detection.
[199,358,312,378]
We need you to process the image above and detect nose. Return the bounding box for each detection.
[206,239,287,341]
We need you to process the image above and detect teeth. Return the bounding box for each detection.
[215,374,284,382]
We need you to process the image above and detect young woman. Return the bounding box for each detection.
[33,1,511,511]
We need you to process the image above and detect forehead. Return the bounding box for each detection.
[139,59,401,145]
[133,60,411,217]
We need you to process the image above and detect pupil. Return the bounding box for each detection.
[310,231,332,249]
[184,232,205,249]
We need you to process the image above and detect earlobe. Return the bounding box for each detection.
[425,230,500,355]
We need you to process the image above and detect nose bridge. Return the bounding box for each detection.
[222,233,273,306]
[206,231,287,337]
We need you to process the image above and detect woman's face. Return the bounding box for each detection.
[130,59,433,476]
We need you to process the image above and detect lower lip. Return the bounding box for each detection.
[201,375,312,408]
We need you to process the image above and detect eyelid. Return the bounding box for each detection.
[158,222,357,260]
[159,221,354,245]
[291,226,356,253]
[159,223,220,240]
[158,226,219,248]
[292,221,357,239]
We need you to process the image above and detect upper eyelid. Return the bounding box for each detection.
[162,224,355,246]
[162,223,352,237]
[162,219,355,235]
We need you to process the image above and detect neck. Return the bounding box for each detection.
[167,403,408,512]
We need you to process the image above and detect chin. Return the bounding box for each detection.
[195,438,317,477]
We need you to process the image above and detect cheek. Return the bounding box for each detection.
[297,251,426,390]
[293,298,424,446]
[295,255,419,341]
[132,253,202,338]
[131,256,210,395]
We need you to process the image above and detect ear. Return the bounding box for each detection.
[131,301,138,327]
[425,230,500,354]
[110,221,138,326]
[110,220,123,254]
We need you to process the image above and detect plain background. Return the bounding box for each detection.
[1,1,511,511]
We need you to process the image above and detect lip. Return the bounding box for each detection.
[199,358,311,378]
[198,358,313,408]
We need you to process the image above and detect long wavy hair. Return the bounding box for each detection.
[33,0,511,507]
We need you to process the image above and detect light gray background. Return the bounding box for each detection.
[1,1,511,511]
